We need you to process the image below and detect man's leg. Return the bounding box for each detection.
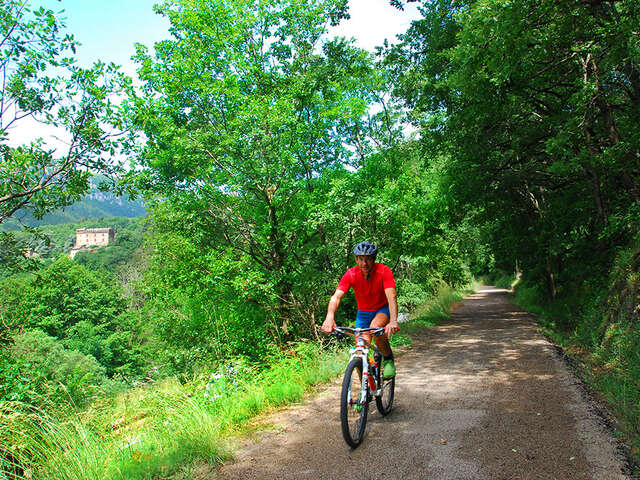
[371,312,396,377]
[370,312,392,356]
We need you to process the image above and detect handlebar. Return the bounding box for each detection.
[331,326,386,338]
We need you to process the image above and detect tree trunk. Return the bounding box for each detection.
[580,53,608,225]
[546,256,558,299]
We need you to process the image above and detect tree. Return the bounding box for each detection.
[0,0,132,272]
[128,0,397,337]
[0,257,145,375]
[388,0,640,295]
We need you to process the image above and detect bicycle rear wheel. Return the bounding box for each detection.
[375,364,395,416]
[340,357,368,448]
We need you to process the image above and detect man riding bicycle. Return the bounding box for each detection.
[321,241,400,377]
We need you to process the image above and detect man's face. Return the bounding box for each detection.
[355,255,375,277]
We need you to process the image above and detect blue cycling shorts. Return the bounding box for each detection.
[355,305,391,329]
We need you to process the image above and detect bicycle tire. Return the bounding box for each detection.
[375,365,395,416]
[340,357,369,448]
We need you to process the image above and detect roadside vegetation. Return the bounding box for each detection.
[388,0,639,466]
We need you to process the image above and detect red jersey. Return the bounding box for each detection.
[337,263,396,312]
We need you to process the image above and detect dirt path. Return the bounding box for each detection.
[214,287,632,480]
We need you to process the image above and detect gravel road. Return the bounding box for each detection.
[214,287,633,480]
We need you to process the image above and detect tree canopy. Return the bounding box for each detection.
[388,0,640,294]
[126,0,411,338]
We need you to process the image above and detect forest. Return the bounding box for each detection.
[1,0,638,478]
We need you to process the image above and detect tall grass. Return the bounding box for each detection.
[403,282,466,334]
[0,342,347,480]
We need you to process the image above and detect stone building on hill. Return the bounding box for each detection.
[75,227,115,247]
[70,227,115,259]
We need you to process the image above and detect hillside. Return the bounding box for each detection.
[2,180,146,230]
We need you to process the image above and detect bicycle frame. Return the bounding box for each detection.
[335,327,385,401]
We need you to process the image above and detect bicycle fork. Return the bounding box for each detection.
[351,348,382,404]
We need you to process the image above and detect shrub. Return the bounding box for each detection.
[10,329,107,407]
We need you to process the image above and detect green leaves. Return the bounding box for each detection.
[0,256,145,376]
[126,0,396,336]
[391,0,640,291]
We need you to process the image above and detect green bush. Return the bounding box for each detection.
[10,329,107,407]
[1,258,147,378]
[0,349,38,403]
[0,339,346,480]
[396,278,431,311]
[494,273,516,289]
[389,333,412,347]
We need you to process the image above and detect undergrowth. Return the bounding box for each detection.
[0,342,348,480]
[401,282,467,335]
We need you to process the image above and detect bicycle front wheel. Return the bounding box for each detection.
[340,357,368,448]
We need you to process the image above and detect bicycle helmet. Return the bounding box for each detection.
[352,241,378,256]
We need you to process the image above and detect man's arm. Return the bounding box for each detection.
[321,289,346,333]
[384,287,400,336]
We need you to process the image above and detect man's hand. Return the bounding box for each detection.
[385,320,400,337]
[321,316,336,334]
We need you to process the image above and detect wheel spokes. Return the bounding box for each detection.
[347,370,364,437]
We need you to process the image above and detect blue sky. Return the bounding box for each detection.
[31,0,169,76]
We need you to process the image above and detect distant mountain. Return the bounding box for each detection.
[34,190,147,225]
[4,178,146,229]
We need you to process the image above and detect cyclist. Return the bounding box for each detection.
[321,241,400,377]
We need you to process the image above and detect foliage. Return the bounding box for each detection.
[388,0,640,296]
[0,1,132,274]
[0,340,347,480]
[141,219,279,370]
[389,332,411,347]
[0,257,145,376]
[391,3,640,459]
[1,175,146,229]
[8,329,107,406]
[402,282,464,335]
[125,0,406,340]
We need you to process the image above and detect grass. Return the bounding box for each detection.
[389,333,412,347]
[401,282,467,335]
[0,342,348,480]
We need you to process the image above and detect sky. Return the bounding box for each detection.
[31,0,422,75]
[12,0,423,149]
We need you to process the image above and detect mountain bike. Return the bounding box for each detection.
[332,326,395,448]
